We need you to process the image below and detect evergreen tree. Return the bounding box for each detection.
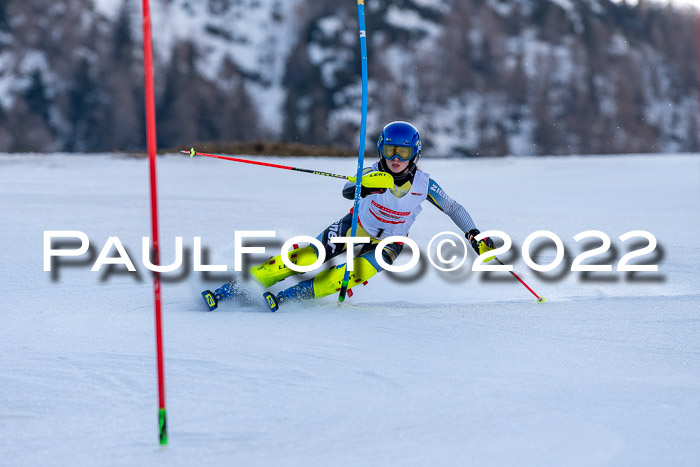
[66,58,103,151]
[24,70,51,122]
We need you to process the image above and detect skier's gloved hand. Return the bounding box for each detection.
[466,229,496,261]
[360,186,386,197]
[356,171,393,197]
[361,171,394,187]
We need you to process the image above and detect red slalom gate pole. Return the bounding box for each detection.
[141,0,167,446]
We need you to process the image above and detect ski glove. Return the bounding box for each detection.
[360,186,386,197]
[360,171,392,197]
[466,229,495,261]
[342,184,386,199]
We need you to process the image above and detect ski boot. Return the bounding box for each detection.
[201,281,236,311]
[262,278,315,312]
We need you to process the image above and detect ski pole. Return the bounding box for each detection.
[493,257,545,303]
[183,148,363,183]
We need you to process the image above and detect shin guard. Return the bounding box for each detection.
[312,256,378,298]
[249,245,319,287]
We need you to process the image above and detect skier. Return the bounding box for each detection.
[202,121,495,311]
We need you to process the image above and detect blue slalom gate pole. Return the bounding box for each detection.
[338,0,369,303]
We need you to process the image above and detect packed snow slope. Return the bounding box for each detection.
[0,153,699,466]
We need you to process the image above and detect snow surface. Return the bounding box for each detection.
[1,153,699,466]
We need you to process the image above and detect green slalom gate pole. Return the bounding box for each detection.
[338,0,369,303]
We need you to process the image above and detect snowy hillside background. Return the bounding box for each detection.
[0,0,697,155]
[1,153,699,465]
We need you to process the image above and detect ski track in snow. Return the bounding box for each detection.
[0,153,699,466]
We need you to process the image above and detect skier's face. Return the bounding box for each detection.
[386,158,409,174]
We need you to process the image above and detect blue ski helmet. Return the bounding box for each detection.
[377,121,421,176]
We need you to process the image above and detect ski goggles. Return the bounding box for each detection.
[381,145,415,161]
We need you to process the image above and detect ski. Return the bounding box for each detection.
[262,292,279,312]
[199,281,280,312]
[201,290,218,311]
